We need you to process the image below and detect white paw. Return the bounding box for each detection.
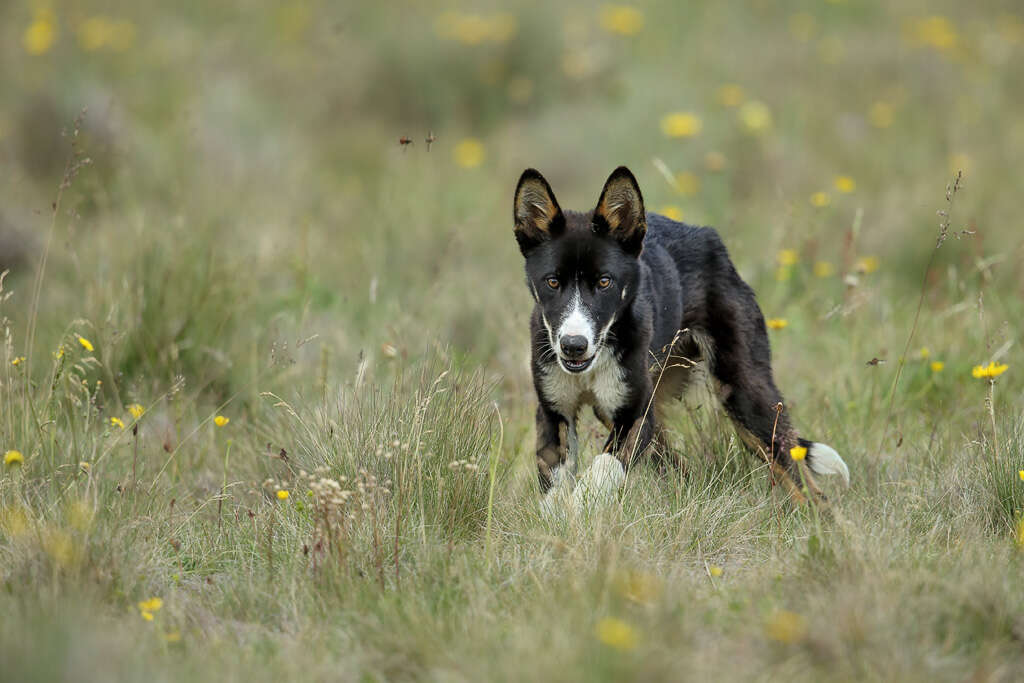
[539,464,576,521]
[571,453,625,511]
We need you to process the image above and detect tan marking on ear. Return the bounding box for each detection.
[595,172,646,241]
[516,180,560,233]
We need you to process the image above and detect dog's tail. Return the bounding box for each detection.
[800,439,850,486]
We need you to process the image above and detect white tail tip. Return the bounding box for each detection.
[808,443,850,487]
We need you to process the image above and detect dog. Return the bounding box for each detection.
[512,166,849,504]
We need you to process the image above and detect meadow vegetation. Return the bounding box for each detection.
[2,1,1023,680]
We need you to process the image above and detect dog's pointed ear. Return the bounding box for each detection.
[513,169,564,255]
[593,166,646,255]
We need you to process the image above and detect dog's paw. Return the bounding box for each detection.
[571,453,625,511]
[539,467,577,521]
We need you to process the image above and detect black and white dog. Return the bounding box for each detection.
[513,166,849,504]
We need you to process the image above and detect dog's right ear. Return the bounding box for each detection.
[513,169,564,255]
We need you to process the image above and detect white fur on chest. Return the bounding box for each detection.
[539,351,627,422]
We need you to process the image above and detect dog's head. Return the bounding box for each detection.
[513,166,646,374]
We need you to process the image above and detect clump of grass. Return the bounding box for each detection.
[259,353,510,551]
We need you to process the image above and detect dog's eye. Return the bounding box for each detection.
[597,276,612,290]
[546,277,560,289]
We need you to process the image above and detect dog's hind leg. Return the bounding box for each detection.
[705,299,848,500]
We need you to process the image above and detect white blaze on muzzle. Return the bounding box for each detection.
[557,287,595,357]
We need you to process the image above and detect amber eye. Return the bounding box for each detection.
[546,277,560,289]
[597,276,612,290]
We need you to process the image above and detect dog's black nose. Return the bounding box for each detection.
[560,335,588,358]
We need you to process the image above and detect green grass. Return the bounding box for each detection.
[2,1,1024,680]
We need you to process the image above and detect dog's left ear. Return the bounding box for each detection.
[593,166,646,255]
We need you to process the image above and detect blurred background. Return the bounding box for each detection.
[1,0,1021,419]
[3,6,1024,677]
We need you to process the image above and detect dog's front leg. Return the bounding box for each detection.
[602,405,659,470]
[569,410,657,510]
[535,404,576,493]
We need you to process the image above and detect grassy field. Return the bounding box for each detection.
[2,1,1024,680]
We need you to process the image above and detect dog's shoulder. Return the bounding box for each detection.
[645,214,726,258]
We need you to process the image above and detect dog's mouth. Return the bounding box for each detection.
[559,355,595,373]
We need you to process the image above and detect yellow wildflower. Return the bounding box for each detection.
[765,610,807,644]
[809,191,830,208]
[766,319,788,330]
[434,12,518,46]
[660,112,702,138]
[11,356,26,366]
[23,10,58,56]
[67,500,94,531]
[907,16,958,51]
[709,565,723,578]
[140,611,154,622]
[78,336,94,352]
[4,450,24,466]
[790,445,807,461]
[869,101,894,128]
[930,361,944,373]
[716,84,744,108]
[44,529,75,568]
[919,347,930,359]
[855,256,880,274]
[55,345,65,359]
[277,490,290,500]
[674,171,700,196]
[834,176,856,193]
[615,570,662,606]
[595,617,639,651]
[1017,470,1023,482]
[79,461,91,472]
[659,205,683,221]
[777,249,799,267]
[813,261,835,278]
[738,100,772,134]
[599,6,644,36]
[972,362,1009,379]
[453,138,485,169]
[138,597,163,612]
[214,415,230,427]
[110,416,125,430]
[128,404,145,419]
[1,506,30,538]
